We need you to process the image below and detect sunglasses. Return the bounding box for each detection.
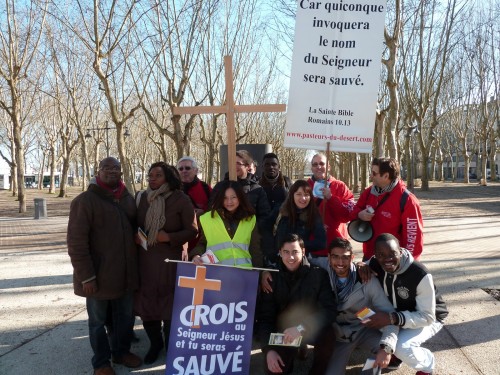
[178,166,192,171]
[312,162,325,167]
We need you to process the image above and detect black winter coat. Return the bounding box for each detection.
[256,257,337,353]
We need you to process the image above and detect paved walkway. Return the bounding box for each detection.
[0,182,499,374]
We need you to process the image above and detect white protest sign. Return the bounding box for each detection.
[284,0,387,153]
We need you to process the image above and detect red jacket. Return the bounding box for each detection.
[307,177,354,256]
[185,179,212,211]
[184,179,212,252]
[350,179,424,260]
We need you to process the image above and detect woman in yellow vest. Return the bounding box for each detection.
[192,180,260,268]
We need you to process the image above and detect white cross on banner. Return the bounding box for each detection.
[284,0,387,153]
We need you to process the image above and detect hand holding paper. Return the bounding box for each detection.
[356,307,375,322]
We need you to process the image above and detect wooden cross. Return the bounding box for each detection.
[173,55,286,181]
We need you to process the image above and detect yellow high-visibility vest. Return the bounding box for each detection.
[200,211,256,268]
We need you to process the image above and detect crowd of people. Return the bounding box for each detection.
[67,151,444,375]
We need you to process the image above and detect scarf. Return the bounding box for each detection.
[94,176,126,200]
[371,178,399,196]
[333,262,357,304]
[144,183,173,246]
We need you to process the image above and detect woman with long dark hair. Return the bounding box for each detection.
[134,162,197,364]
[192,180,261,267]
[263,180,326,265]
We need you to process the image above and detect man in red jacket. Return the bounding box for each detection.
[177,156,212,254]
[307,153,354,257]
[177,156,212,216]
[350,157,424,261]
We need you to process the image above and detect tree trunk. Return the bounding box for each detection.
[13,118,26,212]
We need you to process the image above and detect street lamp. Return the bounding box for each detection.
[85,122,130,157]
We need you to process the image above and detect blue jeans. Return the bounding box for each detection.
[86,293,134,369]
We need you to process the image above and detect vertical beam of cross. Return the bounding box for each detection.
[173,56,286,181]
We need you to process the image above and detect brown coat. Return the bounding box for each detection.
[67,184,138,299]
[134,189,198,321]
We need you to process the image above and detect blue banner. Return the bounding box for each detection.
[165,263,259,375]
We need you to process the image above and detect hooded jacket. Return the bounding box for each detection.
[67,183,138,299]
[311,257,398,351]
[369,249,448,328]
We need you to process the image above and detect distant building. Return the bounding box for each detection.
[0,158,10,189]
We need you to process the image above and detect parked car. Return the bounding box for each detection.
[469,173,477,179]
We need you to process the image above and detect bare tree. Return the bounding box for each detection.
[139,0,209,161]
[0,0,48,211]
[49,0,151,192]
[378,0,402,159]
[44,18,101,195]
[400,0,464,190]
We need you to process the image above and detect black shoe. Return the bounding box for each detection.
[144,344,163,364]
[386,355,402,371]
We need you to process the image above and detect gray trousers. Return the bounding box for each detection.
[327,327,381,375]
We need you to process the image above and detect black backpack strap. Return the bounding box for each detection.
[201,181,211,200]
[398,189,411,233]
[400,189,410,213]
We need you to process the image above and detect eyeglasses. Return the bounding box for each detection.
[178,166,192,171]
[312,162,325,167]
[100,166,121,172]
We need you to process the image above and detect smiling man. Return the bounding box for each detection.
[309,237,398,374]
[362,234,448,375]
[67,157,141,375]
[256,233,336,375]
[350,157,424,261]
[306,153,354,256]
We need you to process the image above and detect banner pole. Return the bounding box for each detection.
[164,258,280,272]
[322,141,331,218]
